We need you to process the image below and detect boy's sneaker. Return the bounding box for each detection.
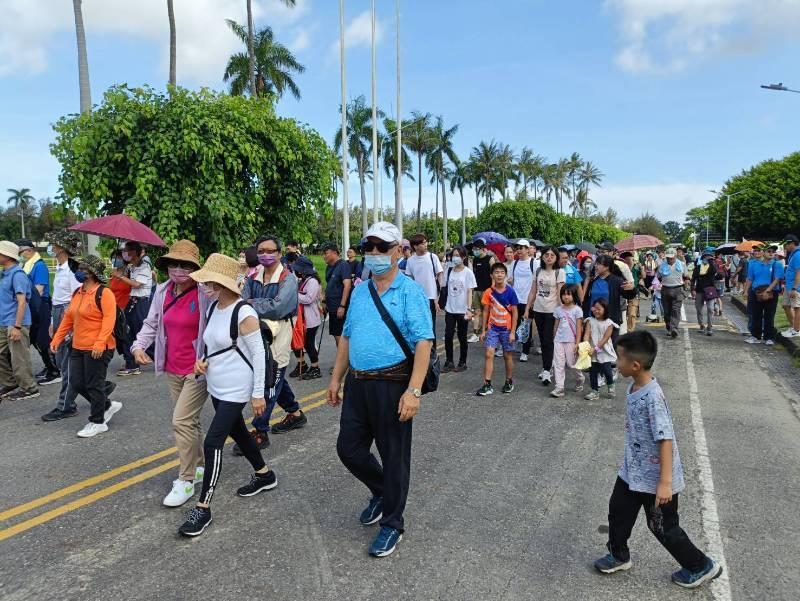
[0,385,18,398]
[77,422,108,438]
[442,361,455,373]
[607,385,616,398]
[4,388,40,401]
[467,333,479,343]
[584,391,600,401]
[103,400,122,424]
[550,388,565,398]
[369,526,403,558]
[519,353,528,362]
[494,349,503,358]
[671,559,723,589]
[594,553,632,574]
[236,470,278,497]
[41,408,78,422]
[454,362,467,373]
[178,506,212,537]
[116,367,141,377]
[271,411,307,434]
[476,383,494,396]
[301,366,322,380]
[697,325,706,334]
[502,379,514,394]
[781,328,800,338]
[575,381,584,392]
[36,372,62,386]
[163,479,195,507]
[541,370,552,385]
[537,370,545,380]
[706,328,713,336]
[744,336,761,344]
[194,466,205,483]
[360,496,383,525]
[764,339,775,346]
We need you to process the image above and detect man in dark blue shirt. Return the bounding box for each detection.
[322,242,353,348]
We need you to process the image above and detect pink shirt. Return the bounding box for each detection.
[163,284,201,376]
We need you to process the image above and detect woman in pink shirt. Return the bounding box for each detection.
[131,240,211,508]
[288,256,322,380]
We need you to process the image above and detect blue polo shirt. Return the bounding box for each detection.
[786,250,800,292]
[343,271,433,371]
[0,264,32,327]
[748,260,784,290]
[28,259,50,298]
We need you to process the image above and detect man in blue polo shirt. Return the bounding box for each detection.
[781,234,800,338]
[743,244,784,345]
[327,221,433,559]
[0,240,39,402]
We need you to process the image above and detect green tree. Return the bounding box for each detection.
[588,207,619,227]
[663,220,682,242]
[426,116,459,248]
[6,188,35,238]
[567,151,583,208]
[450,161,469,245]
[470,140,501,208]
[578,161,604,200]
[621,212,665,239]
[404,111,432,226]
[569,188,597,218]
[224,19,305,100]
[381,117,414,217]
[51,85,335,256]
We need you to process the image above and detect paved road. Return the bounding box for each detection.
[1,299,798,601]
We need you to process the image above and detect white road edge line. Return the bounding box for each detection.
[682,318,732,601]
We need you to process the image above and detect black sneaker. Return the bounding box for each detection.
[36,372,62,386]
[300,366,322,380]
[232,429,270,456]
[178,506,212,537]
[502,379,514,393]
[476,383,493,396]
[271,411,307,434]
[42,408,78,422]
[454,362,467,372]
[236,470,277,497]
[288,363,305,378]
[670,329,679,338]
[34,367,49,379]
[442,361,455,373]
[5,388,40,401]
[0,385,18,398]
[706,328,713,337]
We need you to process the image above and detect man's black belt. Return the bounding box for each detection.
[350,361,410,382]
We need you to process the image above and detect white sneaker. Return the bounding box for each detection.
[163,479,196,507]
[541,370,552,385]
[194,466,205,483]
[781,329,800,338]
[520,353,528,362]
[745,336,761,344]
[537,370,545,380]
[494,349,503,357]
[535,347,543,355]
[550,388,565,398]
[467,333,479,343]
[103,400,122,423]
[598,375,606,387]
[765,339,775,346]
[77,422,108,438]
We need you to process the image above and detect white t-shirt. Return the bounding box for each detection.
[52,260,81,306]
[533,268,566,313]
[204,302,260,403]
[127,261,153,297]
[586,317,618,363]
[509,258,539,306]
[444,267,477,315]
[406,252,443,300]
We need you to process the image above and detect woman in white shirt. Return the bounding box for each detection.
[442,246,477,372]
[177,253,276,537]
[526,246,566,385]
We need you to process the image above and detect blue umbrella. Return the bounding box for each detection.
[473,231,510,245]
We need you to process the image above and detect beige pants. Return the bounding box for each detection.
[0,326,36,391]
[165,373,209,481]
[626,299,640,333]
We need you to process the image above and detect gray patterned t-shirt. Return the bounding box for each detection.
[619,378,685,495]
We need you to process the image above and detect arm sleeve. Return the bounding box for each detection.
[51,297,76,347]
[648,390,676,442]
[297,278,320,305]
[241,329,266,398]
[248,273,299,320]
[95,288,118,352]
[131,287,162,352]
[32,263,49,287]
[405,284,434,343]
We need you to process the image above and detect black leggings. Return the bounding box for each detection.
[293,325,320,364]
[69,349,113,424]
[532,311,555,371]
[444,312,468,364]
[199,397,266,505]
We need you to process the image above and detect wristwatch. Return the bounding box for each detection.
[407,387,422,399]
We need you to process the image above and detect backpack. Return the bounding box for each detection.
[437,268,453,310]
[72,285,128,353]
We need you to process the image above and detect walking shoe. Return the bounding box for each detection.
[442,361,455,373]
[697,325,706,334]
[103,400,122,424]
[598,375,606,387]
[671,558,723,589]
[541,370,552,385]
[705,328,713,337]
[781,328,800,338]
[765,339,775,346]
[271,411,307,434]
[77,422,109,438]
[454,362,468,373]
[369,526,403,558]
[467,333,479,343]
[607,385,616,398]
[744,336,761,344]
[178,506,212,537]
[476,383,494,396]
[360,496,383,525]
[116,367,141,377]
[41,408,78,422]
[494,349,503,358]
[34,367,49,379]
[584,391,600,401]
[537,370,545,381]
[550,388,565,398]
[301,366,322,380]
[163,479,195,507]
[502,379,514,394]
[0,385,17,398]
[194,466,205,483]
[664,330,674,338]
[575,382,584,393]
[670,329,679,338]
[237,470,277,497]
[612,367,619,382]
[36,372,62,386]
[519,353,528,362]
[5,388,40,401]
[594,553,632,574]
[232,429,270,456]
[288,363,305,378]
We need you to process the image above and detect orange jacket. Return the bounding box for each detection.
[52,284,117,353]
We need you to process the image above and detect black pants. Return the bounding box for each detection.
[429,299,438,340]
[517,303,533,354]
[751,294,778,341]
[607,477,707,572]
[532,311,555,371]
[123,297,150,369]
[444,312,468,365]
[293,325,320,364]
[337,375,412,532]
[69,349,113,424]
[30,297,58,374]
[590,361,614,391]
[199,397,266,505]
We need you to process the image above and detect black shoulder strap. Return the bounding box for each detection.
[446,268,452,286]
[163,285,195,315]
[367,281,414,362]
[94,286,104,311]
[530,258,535,271]
[512,259,519,279]
[203,300,254,369]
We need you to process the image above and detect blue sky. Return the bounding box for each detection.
[1,0,799,224]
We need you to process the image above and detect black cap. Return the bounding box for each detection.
[597,241,615,251]
[15,238,34,250]
[783,234,799,245]
[619,251,634,259]
[320,241,340,254]
[472,237,486,248]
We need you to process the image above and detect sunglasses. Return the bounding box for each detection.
[166,260,196,271]
[362,240,398,253]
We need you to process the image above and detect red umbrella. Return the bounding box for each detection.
[615,234,663,252]
[69,214,166,247]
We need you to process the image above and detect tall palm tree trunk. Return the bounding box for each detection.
[358,154,368,236]
[167,0,177,88]
[72,0,91,114]
[441,176,448,250]
[459,187,466,245]
[416,151,423,226]
[474,186,480,218]
[246,0,256,96]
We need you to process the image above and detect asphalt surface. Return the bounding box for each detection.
[1,297,798,601]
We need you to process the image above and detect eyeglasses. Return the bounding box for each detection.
[257,248,279,256]
[166,261,196,271]
[362,240,398,253]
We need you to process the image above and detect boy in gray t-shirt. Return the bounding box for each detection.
[593,331,722,590]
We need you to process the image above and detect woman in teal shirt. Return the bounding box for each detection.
[744,246,784,345]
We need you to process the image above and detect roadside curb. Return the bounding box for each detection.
[730,294,800,358]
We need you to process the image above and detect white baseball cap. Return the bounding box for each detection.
[364,221,402,244]
[515,239,530,247]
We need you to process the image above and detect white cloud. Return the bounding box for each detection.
[328,10,385,60]
[0,0,311,85]
[591,182,715,222]
[606,0,800,74]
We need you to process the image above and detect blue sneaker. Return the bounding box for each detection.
[369,526,402,557]
[594,553,632,574]
[671,559,722,589]
[360,496,383,526]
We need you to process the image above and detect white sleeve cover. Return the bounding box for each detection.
[241,329,266,399]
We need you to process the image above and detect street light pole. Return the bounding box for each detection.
[761,83,800,94]
[394,0,403,237]
[709,188,751,244]
[339,0,350,252]
[371,0,379,225]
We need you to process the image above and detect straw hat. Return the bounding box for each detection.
[155,239,201,270]
[189,253,240,294]
[79,255,109,284]
[0,240,20,260]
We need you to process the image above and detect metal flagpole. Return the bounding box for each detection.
[371,0,379,225]
[394,0,403,237]
[339,0,350,251]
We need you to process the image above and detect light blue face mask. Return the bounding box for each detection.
[364,254,393,275]
[451,256,463,266]
[46,244,56,257]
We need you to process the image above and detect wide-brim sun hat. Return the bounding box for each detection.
[189,253,240,294]
[0,240,20,260]
[45,230,82,256]
[78,254,108,284]
[292,255,317,276]
[155,239,201,270]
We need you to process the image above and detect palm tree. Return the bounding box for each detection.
[426,116,459,249]
[529,154,546,200]
[567,152,582,206]
[225,20,305,100]
[7,188,35,238]
[382,117,414,216]
[450,162,469,244]
[403,112,432,226]
[578,161,604,198]
[570,188,597,218]
[245,0,296,96]
[167,0,177,88]
[335,96,381,236]
[495,144,517,199]
[465,159,481,217]
[470,140,500,208]
[516,147,536,194]
[72,0,91,114]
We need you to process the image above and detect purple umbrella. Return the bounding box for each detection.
[473,231,510,245]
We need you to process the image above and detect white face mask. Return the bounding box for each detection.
[451,256,463,266]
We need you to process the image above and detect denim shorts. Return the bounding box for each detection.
[485,327,514,352]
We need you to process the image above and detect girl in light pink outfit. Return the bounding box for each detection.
[550,286,586,398]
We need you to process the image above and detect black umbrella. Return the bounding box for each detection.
[715,243,738,255]
[575,242,597,253]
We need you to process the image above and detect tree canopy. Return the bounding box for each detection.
[51,85,336,256]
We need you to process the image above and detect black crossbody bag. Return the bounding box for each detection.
[367,281,440,394]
